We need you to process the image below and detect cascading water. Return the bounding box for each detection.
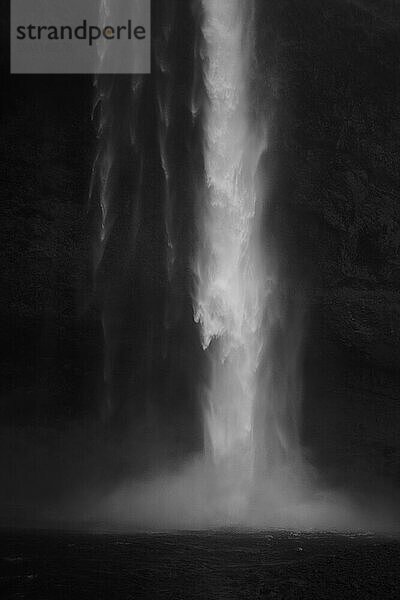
[93,0,327,528]
[193,0,270,517]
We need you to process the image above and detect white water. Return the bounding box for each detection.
[193,0,270,516]
[89,0,362,530]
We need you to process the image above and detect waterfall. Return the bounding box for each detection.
[193,0,270,516]
[94,0,314,528]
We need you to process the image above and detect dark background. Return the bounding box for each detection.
[0,0,399,522]
[256,0,400,507]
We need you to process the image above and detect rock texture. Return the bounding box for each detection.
[256,0,400,494]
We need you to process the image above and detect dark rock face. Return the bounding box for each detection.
[0,0,399,511]
[0,63,96,417]
[256,0,400,494]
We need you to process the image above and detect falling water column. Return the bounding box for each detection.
[194,0,268,518]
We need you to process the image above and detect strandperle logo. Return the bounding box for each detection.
[11,0,150,74]
[15,20,147,46]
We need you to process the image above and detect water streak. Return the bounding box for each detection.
[194,0,269,516]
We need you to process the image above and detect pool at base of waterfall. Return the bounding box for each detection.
[1,529,399,599]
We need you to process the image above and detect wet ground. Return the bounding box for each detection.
[0,529,399,599]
